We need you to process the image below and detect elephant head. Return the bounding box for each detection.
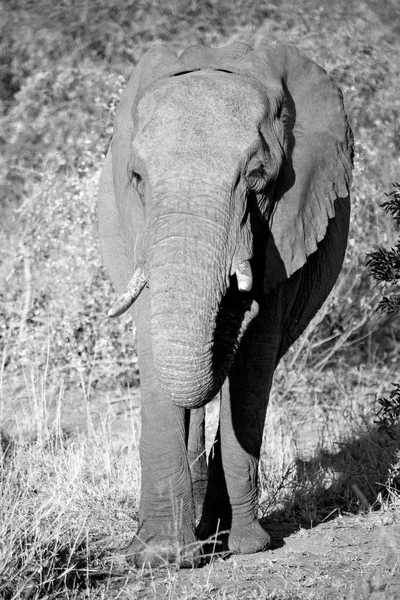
[98,43,353,409]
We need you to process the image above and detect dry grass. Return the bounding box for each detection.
[261,364,400,521]
[1,357,399,599]
[0,367,141,599]
[1,1,400,597]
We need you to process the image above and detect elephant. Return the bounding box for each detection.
[98,42,353,569]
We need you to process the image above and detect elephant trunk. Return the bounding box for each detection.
[148,203,230,409]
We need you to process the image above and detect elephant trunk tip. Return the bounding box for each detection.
[162,387,212,410]
[154,353,216,409]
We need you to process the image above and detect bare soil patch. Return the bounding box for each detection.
[112,513,400,599]
[2,383,400,599]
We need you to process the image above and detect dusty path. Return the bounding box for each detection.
[2,385,400,599]
[118,513,400,599]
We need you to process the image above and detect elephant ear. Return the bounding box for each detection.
[98,47,188,293]
[255,45,353,290]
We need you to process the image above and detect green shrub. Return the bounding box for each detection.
[1,171,139,391]
[1,0,400,392]
[368,184,400,435]
[1,65,124,204]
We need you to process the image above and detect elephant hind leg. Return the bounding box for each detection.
[196,420,231,559]
[187,407,208,523]
[198,315,276,556]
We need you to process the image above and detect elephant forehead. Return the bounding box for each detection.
[133,74,266,178]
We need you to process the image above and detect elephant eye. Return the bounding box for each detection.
[245,158,270,194]
[130,170,145,198]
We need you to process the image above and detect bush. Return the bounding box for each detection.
[368,184,400,435]
[1,65,124,204]
[1,0,400,392]
[367,183,400,314]
[1,171,139,391]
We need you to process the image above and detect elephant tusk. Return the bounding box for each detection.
[108,268,147,318]
[235,260,253,292]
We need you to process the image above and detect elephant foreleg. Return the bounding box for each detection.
[126,291,199,568]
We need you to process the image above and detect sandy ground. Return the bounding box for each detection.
[2,385,400,599]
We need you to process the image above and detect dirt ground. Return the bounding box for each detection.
[122,511,400,600]
[2,386,400,599]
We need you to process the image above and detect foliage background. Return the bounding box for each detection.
[1,0,400,395]
[1,2,400,598]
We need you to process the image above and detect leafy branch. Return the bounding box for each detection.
[367,183,400,315]
[368,183,400,433]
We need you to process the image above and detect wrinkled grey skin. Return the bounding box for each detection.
[98,42,353,568]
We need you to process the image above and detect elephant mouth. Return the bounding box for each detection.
[212,276,259,390]
[105,230,260,408]
[107,259,254,319]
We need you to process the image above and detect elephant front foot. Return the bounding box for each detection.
[126,524,201,569]
[229,519,271,554]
